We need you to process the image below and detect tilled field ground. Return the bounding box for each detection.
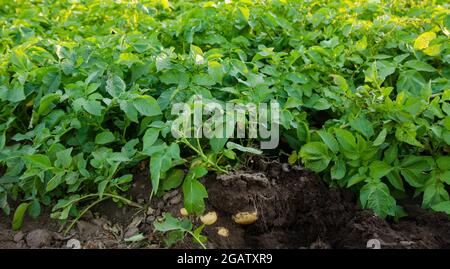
[1,158,450,249]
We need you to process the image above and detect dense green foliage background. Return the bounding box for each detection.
[0,0,449,229]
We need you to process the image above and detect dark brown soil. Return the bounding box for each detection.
[1,158,450,249]
[0,204,147,249]
[200,157,450,249]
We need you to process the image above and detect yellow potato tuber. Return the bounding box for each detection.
[217,227,230,237]
[232,211,258,225]
[180,208,189,217]
[200,211,218,225]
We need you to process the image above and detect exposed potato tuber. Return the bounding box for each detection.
[232,211,258,225]
[180,208,189,217]
[200,211,218,225]
[217,227,229,237]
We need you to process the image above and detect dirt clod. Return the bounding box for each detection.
[146,216,156,224]
[146,207,155,215]
[156,201,164,209]
[169,194,182,205]
[77,221,101,236]
[26,229,52,248]
[13,231,24,242]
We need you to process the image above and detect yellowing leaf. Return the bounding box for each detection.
[413,32,436,50]
[208,61,223,83]
[423,44,441,56]
[159,0,171,10]
[117,52,141,68]
[355,36,367,51]
[190,45,204,65]
[238,7,250,22]
[288,151,298,165]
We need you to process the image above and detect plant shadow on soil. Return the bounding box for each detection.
[1,157,450,249]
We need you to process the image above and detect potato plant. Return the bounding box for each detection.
[0,0,449,232]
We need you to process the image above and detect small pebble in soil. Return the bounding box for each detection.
[169,194,182,205]
[156,201,164,209]
[162,192,172,201]
[146,215,155,224]
[146,207,155,215]
[13,231,24,242]
[26,229,52,248]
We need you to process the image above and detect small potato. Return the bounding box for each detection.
[180,208,189,217]
[232,211,258,225]
[217,227,229,237]
[200,211,218,225]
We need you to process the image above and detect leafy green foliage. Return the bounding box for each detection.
[183,167,208,215]
[154,213,207,248]
[12,202,29,231]
[0,0,449,234]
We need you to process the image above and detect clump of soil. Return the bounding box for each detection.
[200,157,450,249]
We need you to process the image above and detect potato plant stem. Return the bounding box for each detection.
[180,138,227,173]
[63,193,142,235]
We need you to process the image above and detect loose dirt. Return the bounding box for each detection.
[200,157,450,249]
[1,158,449,249]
